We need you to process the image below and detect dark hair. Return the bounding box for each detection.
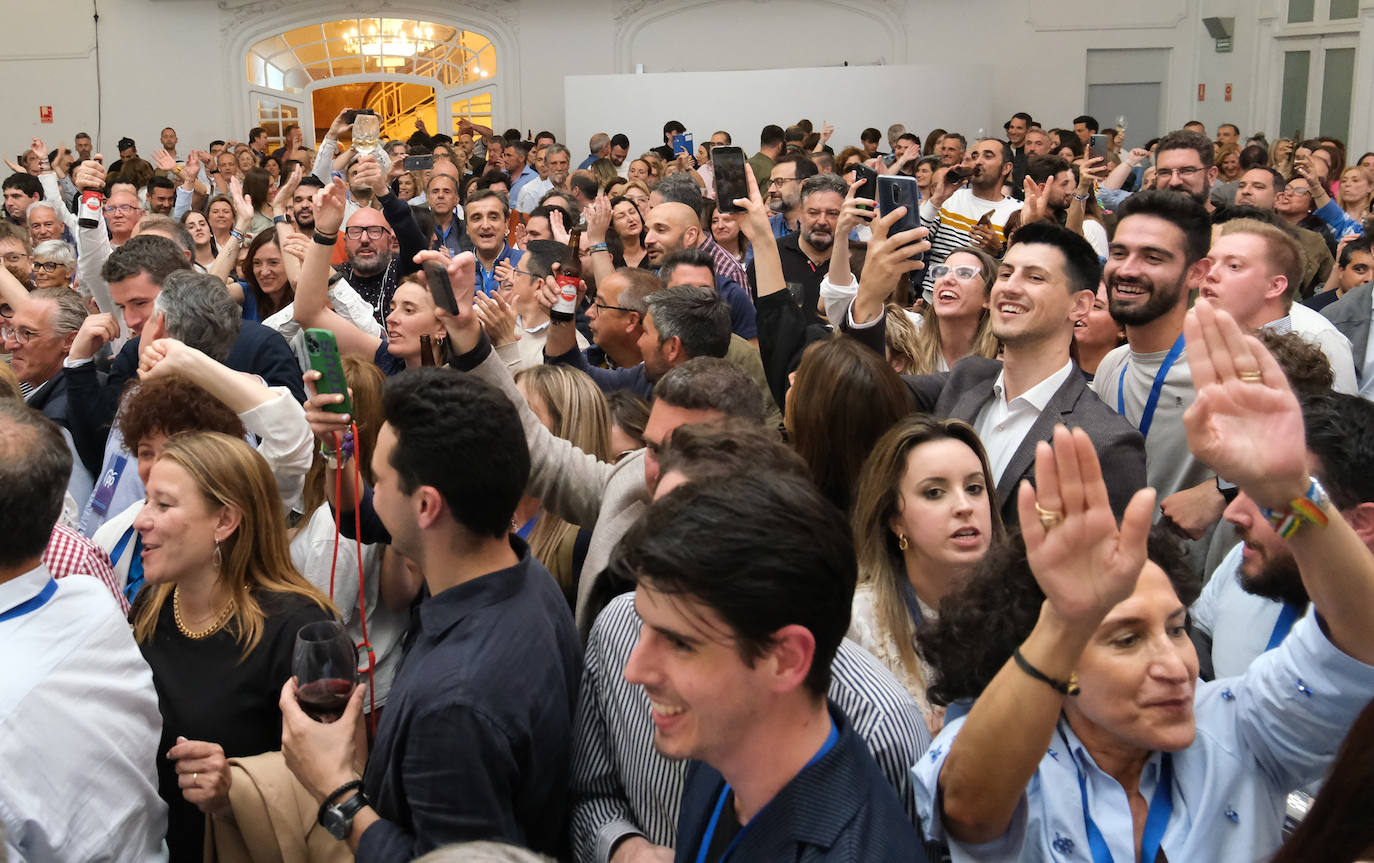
[1270,697,1374,863]
[382,368,530,539]
[1073,115,1100,133]
[2,172,41,199]
[784,125,806,146]
[243,229,293,318]
[533,130,556,145]
[101,234,193,287]
[242,167,271,212]
[662,120,686,138]
[568,173,599,203]
[119,376,246,453]
[610,472,856,696]
[652,357,765,424]
[606,389,650,450]
[860,127,882,145]
[772,151,819,183]
[1115,190,1213,265]
[658,247,715,288]
[610,133,630,150]
[1339,234,1374,268]
[249,127,266,142]
[0,401,72,567]
[1008,111,1034,126]
[1241,166,1286,194]
[760,124,785,148]
[522,238,572,280]
[1255,330,1333,394]
[298,175,326,191]
[786,336,912,512]
[1300,391,1374,511]
[1239,143,1270,170]
[644,284,732,360]
[1026,154,1071,184]
[658,419,809,487]
[1156,129,1215,169]
[466,187,511,218]
[1007,221,1101,295]
[475,171,513,194]
[507,141,531,160]
[146,174,177,196]
[921,525,1200,706]
[897,132,920,147]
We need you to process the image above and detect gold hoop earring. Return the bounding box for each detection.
[897,534,909,551]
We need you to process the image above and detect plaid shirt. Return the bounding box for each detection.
[699,234,753,298]
[44,522,126,614]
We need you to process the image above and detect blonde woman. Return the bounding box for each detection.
[513,365,613,604]
[911,246,1000,374]
[1336,165,1374,223]
[131,432,336,860]
[847,416,1003,731]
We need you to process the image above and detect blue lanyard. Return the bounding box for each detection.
[693,717,839,863]
[0,578,58,623]
[110,525,146,605]
[899,579,925,631]
[434,217,458,250]
[1117,335,1186,439]
[1265,602,1303,651]
[1068,732,1174,863]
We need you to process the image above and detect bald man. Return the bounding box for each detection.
[644,202,757,341]
[337,157,428,325]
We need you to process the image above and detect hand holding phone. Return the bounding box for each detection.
[712,146,748,213]
[304,329,354,417]
[877,175,922,235]
[424,260,460,315]
[404,154,435,171]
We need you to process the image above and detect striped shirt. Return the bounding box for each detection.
[919,188,1021,295]
[569,592,930,862]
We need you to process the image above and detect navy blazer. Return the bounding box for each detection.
[673,704,925,863]
[904,356,1146,525]
[26,368,74,427]
[1322,281,1372,386]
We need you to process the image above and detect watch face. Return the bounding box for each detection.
[321,806,350,840]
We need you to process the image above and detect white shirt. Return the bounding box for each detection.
[515,177,555,214]
[1273,304,1358,394]
[1191,542,1310,679]
[974,360,1075,483]
[0,566,168,862]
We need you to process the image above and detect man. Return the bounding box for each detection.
[920,138,1021,294]
[610,133,630,167]
[0,223,33,286]
[158,127,181,164]
[503,141,539,204]
[1200,218,1357,392]
[617,474,925,861]
[652,120,686,163]
[751,173,845,320]
[335,160,427,325]
[290,174,324,233]
[763,152,819,237]
[73,132,93,163]
[1323,241,1374,397]
[424,173,465,255]
[1022,127,1051,157]
[1019,155,1108,255]
[854,221,1145,524]
[144,176,176,216]
[26,202,66,246]
[516,144,571,213]
[281,367,580,860]
[747,125,785,188]
[1184,120,1208,137]
[581,132,612,170]
[1232,169,1334,293]
[464,189,523,295]
[860,127,884,159]
[559,267,658,383]
[644,202,757,341]
[937,133,967,168]
[3,173,41,228]
[1072,114,1099,148]
[106,138,138,177]
[1216,123,1241,147]
[1192,391,1372,678]
[710,130,731,146]
[271,124,306,163]
[248,127,268,163]
[1004,112,1033,156]
[0,400,168,863]
[1152,129,1218,212]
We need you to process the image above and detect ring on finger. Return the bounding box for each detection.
[192,772,199,786]
[1035,501,1064,531]
[1238,369,1263,383]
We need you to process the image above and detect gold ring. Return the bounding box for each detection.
[193,772,199,786]
[1238,370,1263,383]
[1035,502,1064,530]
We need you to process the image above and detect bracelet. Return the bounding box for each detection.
[273,214,288,224]
[1073,193,1090,201]
[230,229,248,243]
[1012,647,1079,696]
[587,242,609,254]
[1260,477,1330,539]
[313,229,339,246]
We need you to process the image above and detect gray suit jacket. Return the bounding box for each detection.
[904,357,1146,525]
[1322,281,1372,385]
[463,337,650,628]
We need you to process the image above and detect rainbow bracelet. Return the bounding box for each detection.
[1261,478,1330,539]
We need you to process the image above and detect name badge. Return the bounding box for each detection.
[89,455,128,517]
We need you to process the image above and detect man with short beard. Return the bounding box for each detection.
[1192,391,1374,678]
[921,138,1020,295]
[753,174,845,323]
[764,152,818,237]
[1153,129,1220,213]
[331,160,427,326]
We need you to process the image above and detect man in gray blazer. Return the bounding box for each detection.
[1322,279,1373,397]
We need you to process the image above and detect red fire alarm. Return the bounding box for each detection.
[1225,83,1233,102]
[1198,84,1206,101]
[39,106,53,124]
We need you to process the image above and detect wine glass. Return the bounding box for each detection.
[293,620,358,723]
[353,111,381,155]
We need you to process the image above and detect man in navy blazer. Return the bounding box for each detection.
[847,221,1145,525]
[616,474,924,863]
[1322,279,1373,394]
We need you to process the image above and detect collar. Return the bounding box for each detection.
[415,536,535,642]
[22,374,57,403]
[991,359,1075,410]
[519,316,550,335]
[1057,714,1167,795]
[1262,315,1294,335]
[0,563,52,615]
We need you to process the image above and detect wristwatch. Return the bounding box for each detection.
[318,780,367,840]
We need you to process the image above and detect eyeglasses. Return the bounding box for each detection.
[1,252,30,264]
[344,225,390,240]
[1281,186,1312,196]
[1154,166,1206,180]
[594,300,636,314]
[930,264,982,280]
[103,204,139,215]
[767,176,798,187]
[1,324,43,344]
[33,261,67,272]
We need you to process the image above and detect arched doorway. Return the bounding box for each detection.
[244,17,497,151]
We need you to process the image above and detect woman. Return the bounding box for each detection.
[923,128,948,158]
[1074,282,1126,380]
[603,177,629,199]
[1357,151,1374,171]
[912,246,999,374]
[132,432,335,861]
[847,417,1002,727]
[234,145,258,175]
[180,210,218,270]
[1276,177,1339,256]
[1215,142,1243,183]
[589,157,619,189]
[263,155,282,190]
[396,171,419,201]
[913,306,1374,862]
[607,195,649,269]
[1271,137,1297,178]
[243,229,294,320]
[914,156,942,203]
[622,181,651,221]
[1335,165,1374,223]
[205,195,236,250]
[639,153,665,185]
[513,365,612,605]
[605,389,649,461]
[242,167,275,236]
[710,204,747,269]
[836,146,866,174]
[883,304,922,374]
[626,158,652,185]
[31,239,75,289]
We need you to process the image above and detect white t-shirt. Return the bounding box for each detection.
[1191,542,1309,679]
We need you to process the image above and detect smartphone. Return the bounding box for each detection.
[877,175,922,234]
[1088,134,1112,161]
[851,163,878,203]
[343,109,359,124]
[423,260,459,315]
[712,146,748,213]
[304,328,353,417]
[404,154,435,171]
[671,133,694,157]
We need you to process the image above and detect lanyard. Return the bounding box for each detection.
[899,579,925,631]
[1117,335,1185,439]
[1066,727,1174,863]
[0,578,58,623]
[1265,602,1303,651]
[434,217,458,250]
[694,717,839,863]
[110,525,146,605]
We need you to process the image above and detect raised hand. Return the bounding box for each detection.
[312,177,348,235]
[853,205,929,323]
[279,229,309,265]
[1182,298,1308,509]
[732,162,773,244]
[272,162,302,213]
[182,150,201,188]
[29,138,49,172]
[1017,425,1156,627]
[303,370,354,440]
[835,177,875,238]
[228,176,254,231]
[1020,177,1049,225]
[327,109,353,141]
[153,149,176,172]
[73,158,106,191]
[415,250,480,353]
[549,208,570,245]
[819,121,835,143]
[584,194,611,244]
[68,313,121,361]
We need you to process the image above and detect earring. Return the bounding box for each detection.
[898,534,910,551]
[212,541,223,571]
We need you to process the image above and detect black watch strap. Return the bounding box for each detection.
[318,779,363,824]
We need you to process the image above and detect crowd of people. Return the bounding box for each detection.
[4,105,1374,863]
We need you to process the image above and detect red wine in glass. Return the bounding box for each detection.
[292,620,358,724]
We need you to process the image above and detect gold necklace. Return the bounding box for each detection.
[173,585,236,639]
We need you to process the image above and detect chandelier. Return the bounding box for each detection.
[344,20,438,68]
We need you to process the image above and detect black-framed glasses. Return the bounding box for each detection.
[594,300,636,314]
[33,261,67,272]
[344,225,390,239]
